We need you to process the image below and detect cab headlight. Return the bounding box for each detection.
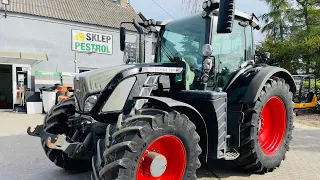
[84,95,98,112]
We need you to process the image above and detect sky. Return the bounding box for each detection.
[130,0,269,43]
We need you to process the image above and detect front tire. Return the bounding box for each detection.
[41,97,92,172]
[94,108,202,180]
[235,77,294,173]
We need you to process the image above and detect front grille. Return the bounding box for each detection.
[74,76,89,111]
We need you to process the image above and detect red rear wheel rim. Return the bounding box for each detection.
[136,135,186,180]
[259,96,287,155]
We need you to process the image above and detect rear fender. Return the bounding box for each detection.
[134,96,209,162]
[225,66,296,148]
[242,66,296,104]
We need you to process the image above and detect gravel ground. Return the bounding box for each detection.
[0,112,320,180]
[294,114,320,128]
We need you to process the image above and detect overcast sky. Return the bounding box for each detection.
[130,0,269,43]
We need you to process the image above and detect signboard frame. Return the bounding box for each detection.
[71,29,113,55]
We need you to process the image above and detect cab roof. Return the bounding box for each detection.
[160,10,260,30]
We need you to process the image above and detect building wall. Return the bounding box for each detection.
[0,13,153,75]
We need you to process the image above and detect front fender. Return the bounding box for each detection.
[134,96,209,162]
[242,66,296,104]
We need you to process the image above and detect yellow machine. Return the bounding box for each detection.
[293,74,318,114]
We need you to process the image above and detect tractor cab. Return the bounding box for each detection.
[120,6,260,93]
[293,74,318,110]
[154,10,260,91]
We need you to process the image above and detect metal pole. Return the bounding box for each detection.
[4,4,7,18]
[138,33,143,63]
[74,51,78,73]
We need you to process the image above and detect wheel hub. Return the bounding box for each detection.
[141,152,167,177]
[259,96,287,155]
[136,135,186,180]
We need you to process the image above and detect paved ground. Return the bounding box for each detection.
[0,112,320,180]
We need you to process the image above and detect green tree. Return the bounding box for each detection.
[259,0,290,40]
[259,0,320,75]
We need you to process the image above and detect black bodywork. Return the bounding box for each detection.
[73,62,296,161]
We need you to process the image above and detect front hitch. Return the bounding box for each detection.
[27,126,95,160]
[27,125,57,142]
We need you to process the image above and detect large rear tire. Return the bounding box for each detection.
[41,97,92,172]
[235,77,294,173]
[93,108,202,180]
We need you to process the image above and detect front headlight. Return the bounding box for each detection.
[84,95,98,112]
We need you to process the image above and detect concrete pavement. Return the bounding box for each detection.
[0,112,319,180]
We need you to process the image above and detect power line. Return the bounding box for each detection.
[151,0,175,19]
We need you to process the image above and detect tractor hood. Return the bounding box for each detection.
[74,64,135,111]
[74,65,135,94]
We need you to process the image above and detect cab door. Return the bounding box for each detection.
[211,17,254,90]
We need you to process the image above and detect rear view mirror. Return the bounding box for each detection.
[264,52,271,59]
[217,0,236,33]
[120,27,126,51]
[255,52,271,64]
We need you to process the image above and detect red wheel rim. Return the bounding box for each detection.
[136,135,186,180]
[259,96,287,155]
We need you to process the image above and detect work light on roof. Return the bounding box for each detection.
[202,1,208,9]
[207,0,212,7]
[144,19,156,27]
[202,0,219,10]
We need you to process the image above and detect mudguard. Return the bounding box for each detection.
[133,96,209,161]
[224,66,296,148]
[242,66,296,104]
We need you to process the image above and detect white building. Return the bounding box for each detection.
[0,0,153,110]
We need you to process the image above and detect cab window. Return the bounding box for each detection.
[211,18,246,88]
[245,25,254,60]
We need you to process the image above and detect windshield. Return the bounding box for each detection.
[158,14,207,72]
[293,76,302,91]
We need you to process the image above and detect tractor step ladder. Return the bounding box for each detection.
[224,148,240,160]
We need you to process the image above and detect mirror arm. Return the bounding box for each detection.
[133,19,143,35]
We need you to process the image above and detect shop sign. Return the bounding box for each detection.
[35,71,61,77]
[72,30,113,54]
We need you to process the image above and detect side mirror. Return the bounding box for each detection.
[264,52,271,59]
[120,27,126,51]
[217,0,236,33]
[255,52,271,64]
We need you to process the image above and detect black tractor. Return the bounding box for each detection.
[28,0,296,179]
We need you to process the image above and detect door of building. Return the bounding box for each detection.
[0,64,13,109]
[12,64,31,107]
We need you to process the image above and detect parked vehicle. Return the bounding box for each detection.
[28,0,296,179]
